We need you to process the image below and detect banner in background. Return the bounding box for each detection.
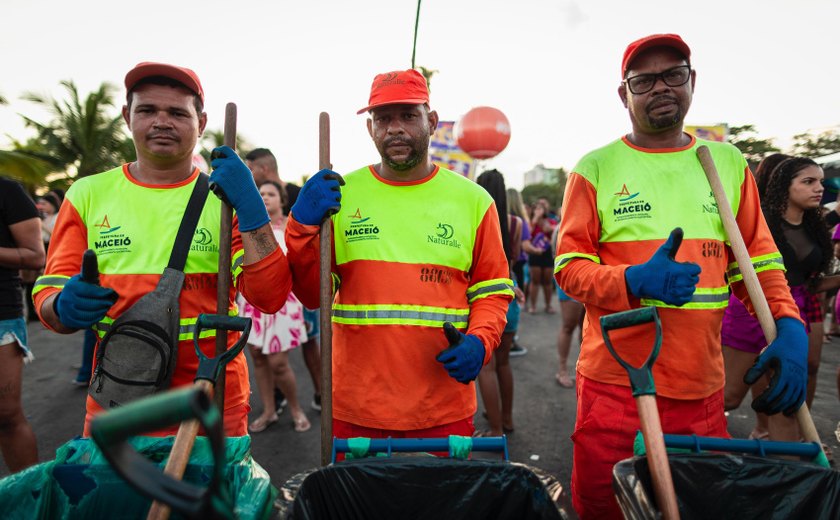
[685,124,728,142]
[430,121,476,179]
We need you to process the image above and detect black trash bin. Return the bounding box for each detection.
[613,453,840,520]
[278,457,576,519]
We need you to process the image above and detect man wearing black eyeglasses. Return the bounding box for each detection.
[554,34,807,518]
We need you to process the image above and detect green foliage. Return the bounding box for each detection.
[727,124,780,164]
[790,131,840,158]
[417,66,439,91]
[19,80,134,180]
[198,130,251,167]
[0,149,53,191]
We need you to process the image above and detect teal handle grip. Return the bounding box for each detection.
[196,313,250,333]
[600,306,658,332]
[600,307,662,397]
[193,314,252,383]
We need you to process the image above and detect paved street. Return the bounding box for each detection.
[2,306,839,512]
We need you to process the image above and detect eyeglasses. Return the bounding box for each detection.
[624,65,691,94]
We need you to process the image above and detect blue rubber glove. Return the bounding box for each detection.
[209,145,269,232]
[624,228,701,306]
[54,275,118,330]
[291,169,345,226]
[743,317,808,416]
[436,322,486,384]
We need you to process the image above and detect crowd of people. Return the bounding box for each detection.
[1,32,839,520]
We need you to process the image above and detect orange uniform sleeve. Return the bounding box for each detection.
[285,215,335,310]
[554,173,636,312]
[34,201,88,330]
[467,203,513,363]
[236,245,292,314]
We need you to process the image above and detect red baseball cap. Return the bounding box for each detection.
[124,62,205,104]
[357,69,429,115]
[621,34,691,78]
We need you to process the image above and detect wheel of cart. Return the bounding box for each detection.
[276,435,577,519]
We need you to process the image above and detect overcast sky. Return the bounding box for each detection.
[2,0,838,188]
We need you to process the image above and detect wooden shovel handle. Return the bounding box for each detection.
[146,380,213,520]
[637,395,680,519]
[697,145,822,447]
[318,112,334,467]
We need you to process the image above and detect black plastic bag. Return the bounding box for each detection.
[613,453,840,519]
[281,457,575,519]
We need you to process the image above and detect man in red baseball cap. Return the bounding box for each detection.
[554,34,807,518]
[35,61,293,438]
[285,70,513,450]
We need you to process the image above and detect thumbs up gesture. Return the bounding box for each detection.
[624,228,701,306]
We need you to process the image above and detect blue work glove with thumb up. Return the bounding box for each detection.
[625,227,701,306]
[436,322,486,384]
[53,250,118,330]
[291,169,345,226]
[209,145,269,232]
[743,317,808,416]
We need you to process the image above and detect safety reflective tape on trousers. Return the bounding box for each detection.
[332,304,469,327]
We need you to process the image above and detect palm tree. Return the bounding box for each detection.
[1,93,52,189]
[20,80,134,180]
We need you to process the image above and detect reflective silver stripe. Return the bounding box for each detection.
[34,277,68,288]
[642,291,731,308]
[689,292,730,304]
[466,282,514,301]
[232,255,244,272]
[95,322,204,337]
[728,257,785,278]
[332,308,469,324]
[556,257,574,268]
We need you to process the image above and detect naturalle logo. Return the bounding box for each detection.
[191,227,219,253]
[436,223,454,240]
[194,227,213,245]
[428,223,460,248]
[702,191,719,214]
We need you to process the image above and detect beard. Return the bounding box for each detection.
[644,96,684,130]
[378,136,428,171]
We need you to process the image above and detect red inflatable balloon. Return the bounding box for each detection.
[455,107,511,160]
